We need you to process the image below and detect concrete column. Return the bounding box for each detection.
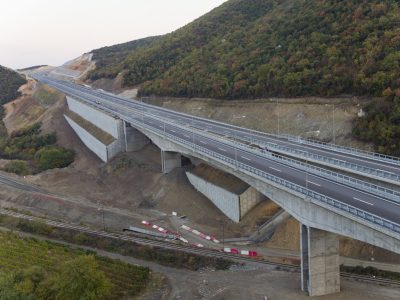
[161,151,182,174]
[300,225,340,296]
[123,120,128,152]
[123,122,150,152]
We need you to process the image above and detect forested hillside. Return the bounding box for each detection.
[88,36,161,80]
[0,65,26,105]
[87,0,400,99]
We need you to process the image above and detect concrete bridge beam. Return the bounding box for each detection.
[301,225,340,296]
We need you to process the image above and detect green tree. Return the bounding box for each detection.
[0,266,46,300]
[48,256,112,300]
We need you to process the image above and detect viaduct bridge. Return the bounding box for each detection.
[33,74,400,296]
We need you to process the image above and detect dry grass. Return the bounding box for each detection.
[65,110,115,145]
[189,163,249,194]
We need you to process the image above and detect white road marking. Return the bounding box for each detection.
[184,135,190,138]
[200,141,207,144]
[353,197,374,206]
[307,181,321,187]
[170,130,176,133]
[241,156,252,161]
[218,148,227,152]
[270,167,281,172]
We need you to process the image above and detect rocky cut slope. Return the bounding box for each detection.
[87,0,400,99]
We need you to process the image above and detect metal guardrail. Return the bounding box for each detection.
[238,137,400,184]
[125,115,400,236]
[41,80,400,236]
[288,136,400,166]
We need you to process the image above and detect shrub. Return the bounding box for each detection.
[4,160,30,175]
[34,146,74,171]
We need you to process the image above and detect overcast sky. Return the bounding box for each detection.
[0,0,227,69]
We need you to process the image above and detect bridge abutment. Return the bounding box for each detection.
[301,224,340,296]
[161,151,182,174]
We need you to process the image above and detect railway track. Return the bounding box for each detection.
[341,273,400,287]
[1,208,399,287]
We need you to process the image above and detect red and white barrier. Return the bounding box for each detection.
[179,237,189,243]
[224,247,258,257]
[181,225,220,244]
[143,221,177,235]
[223,247,239,254]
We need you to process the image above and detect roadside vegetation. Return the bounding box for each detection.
[0,230,150,299]
[0,122,74,174]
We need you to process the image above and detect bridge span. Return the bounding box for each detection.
[34,74,400,296]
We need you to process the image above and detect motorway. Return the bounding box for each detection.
[37,76,400,185]
[33,75,400,228]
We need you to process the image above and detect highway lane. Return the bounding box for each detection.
[41,81,400,226]
[38,76,400,180]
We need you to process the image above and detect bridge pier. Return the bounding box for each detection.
[161,151,182,174]
[300,224,340,296]
[123,121,149,152]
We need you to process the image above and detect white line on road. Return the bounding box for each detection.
[199,141,207,144]
[241,156,252,161]
[218,148,227,152]
[170,130,176,133]
[307,181,321,187]
[353,197,374,206]
[269,167,282,172]
[184,135,190,138]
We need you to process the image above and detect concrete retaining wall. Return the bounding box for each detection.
[239,187,263,218]
[67,96,123,139]
[64,115,108,162]
[186,171,241,222]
